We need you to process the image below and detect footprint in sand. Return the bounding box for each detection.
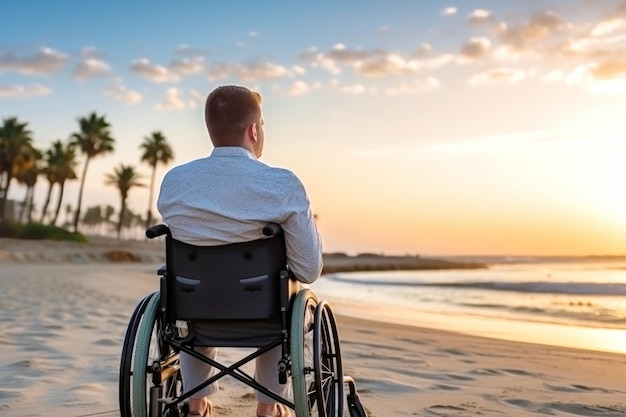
[504,398,626,416]
[425,404,466,416]
[546,402,626,416]
[544,383,615,394]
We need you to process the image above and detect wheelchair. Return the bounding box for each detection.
[119,223,367,417]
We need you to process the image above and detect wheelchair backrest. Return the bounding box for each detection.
[163,230,292,322]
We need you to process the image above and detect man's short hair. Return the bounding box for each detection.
[205,85,262,145]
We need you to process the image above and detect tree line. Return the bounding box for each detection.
[0,112,174,239]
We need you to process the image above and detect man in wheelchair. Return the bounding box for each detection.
[155,85,323,417]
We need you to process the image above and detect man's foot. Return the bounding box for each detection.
[188,397,213,417]
[256,402,291,417]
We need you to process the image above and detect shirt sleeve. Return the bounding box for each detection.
[281,174,323,284]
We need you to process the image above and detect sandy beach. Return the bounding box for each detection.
[1,238,625,416]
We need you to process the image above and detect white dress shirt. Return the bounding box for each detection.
[157,146,322,283]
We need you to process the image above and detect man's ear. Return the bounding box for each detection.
[248,122,258,141]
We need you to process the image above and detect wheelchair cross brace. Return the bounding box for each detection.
[157,336,296,411]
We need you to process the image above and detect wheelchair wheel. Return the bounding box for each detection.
[291,290,344,417]
[313,300,344,417]
[119,293,153,417]
[121,291,183,417]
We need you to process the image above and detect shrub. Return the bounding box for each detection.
[0,220,87,243]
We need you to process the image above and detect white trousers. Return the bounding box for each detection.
[180,344,291,404]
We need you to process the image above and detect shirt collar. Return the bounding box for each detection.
[210,146,257,160]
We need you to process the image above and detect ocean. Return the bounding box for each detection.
[312,257,626,355]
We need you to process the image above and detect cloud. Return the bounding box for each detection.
[355,53,421,77]
[0,47,68,75]
[499,10,567,50]
[469,67,526,85]
[299,44,454,78]
[170,57,205,75]
[206,60,292,82]
[131,58,180,82]
[552,13,626,60]
[441,7,458,16]
[299,48,342,75]
[272,80,321,96]
[413,43,432,57]
[491,45,523,62]
[287,80,312,96]
[155,87,186,110]
[459,37,492,60]
[74,58,111,81]
[590,18,626,37]
[324,43,373,63]
[104,83,142,104]
[237,61,290,81]
[422,53,456,70]
[467,9,496,26]
[206,62,233,81]
[385,77,440,95]
[0,83,51,97]
[153,88,207,109]
[292,65,306,75]
[553,63,626,94]
[590,55,626,79]
[299,44,377,75]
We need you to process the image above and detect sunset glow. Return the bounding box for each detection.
[1,1,625,255]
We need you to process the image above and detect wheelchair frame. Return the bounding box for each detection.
[119,224,366,417]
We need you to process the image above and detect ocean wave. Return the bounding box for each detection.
[327,275,626,295]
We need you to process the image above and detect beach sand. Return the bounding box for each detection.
[1,238,625,416]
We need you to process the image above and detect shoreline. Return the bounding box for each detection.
[1,262,624,416]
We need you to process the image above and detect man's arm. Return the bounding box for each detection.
[281,177,323,284]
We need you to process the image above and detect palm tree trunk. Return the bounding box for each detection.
[73,157,90,232]
[18,189,28,223]
[145,163,157,229]
[51,182,66,226]
[40,182,54,223]
[117,197,126,239]
[0,173,14,221]
[26,186,35,223]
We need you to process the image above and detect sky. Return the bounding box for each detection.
[1,0,626,256]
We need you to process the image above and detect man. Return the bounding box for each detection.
[157,85,323,417]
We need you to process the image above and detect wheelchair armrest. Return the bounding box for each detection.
[146,224,169,239]
[157,264,167,276]
[263,223,282,237]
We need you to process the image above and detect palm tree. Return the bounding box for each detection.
[103,204,115,236]
[70,112,115,232]
[82,205,103,235]
[104,164,144,239]
[0,117,34,220]
[15,147,42,223]
[40,140,78,225]
[139,131,174,229]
